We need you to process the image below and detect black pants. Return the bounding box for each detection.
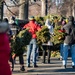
[14,54,24,65]
[19,55,24,65]
[10,54,14,69]
[10,54,24,70]
[42,45,52,63]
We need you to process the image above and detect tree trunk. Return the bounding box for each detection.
[72,1,75,20]
[19,0,29,20]
[0,1,4,21]
[41,0,48,17]
[69,4,73,16]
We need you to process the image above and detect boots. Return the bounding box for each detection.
[20,66,25,71]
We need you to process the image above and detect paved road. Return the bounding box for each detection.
[12,56,75,75]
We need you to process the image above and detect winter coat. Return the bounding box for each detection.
[43,19,53,46]
[45,19,54,35]
[61,21,75,45]
[0,33,11,75]
[23,20,41,39]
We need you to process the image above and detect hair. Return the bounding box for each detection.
[3,18,8,23]
[68,16,75,26]
[11,16,15,21]
[68,16,74,22]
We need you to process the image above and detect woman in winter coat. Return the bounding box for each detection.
[0,21,12,75]
[42,18,53,63]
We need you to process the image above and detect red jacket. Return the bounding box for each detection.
[0,33,11,75]
[23,20,41,39]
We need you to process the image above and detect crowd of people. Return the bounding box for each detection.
[0,15,75,75]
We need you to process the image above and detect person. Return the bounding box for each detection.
[3,18,15,71]
[23,16,41,68]
[59,19,67,60]
[11,16,25,71]
[60,16,75,69]
[0,20,12,75]
[45,18,54,34]
[42,18,53,63]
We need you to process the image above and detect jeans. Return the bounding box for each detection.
[60,44,63,58]
[27,38,37,66]
[62,44,75,66]
[31,46,39,60]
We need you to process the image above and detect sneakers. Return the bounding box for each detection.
[48,60,50,63]
[20,66,25,71]
[27,65,31,68]
[61,65,66,69]
[60,58,63,60]
[61,65,75,69]
[72,66,75,69]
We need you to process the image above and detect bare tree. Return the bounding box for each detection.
[19,0,29,20]
[3,0,75,19]
[0,0,4,20]
[41,0,48,17]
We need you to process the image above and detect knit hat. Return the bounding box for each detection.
[68,16,74,22]
[29,16,35,20]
